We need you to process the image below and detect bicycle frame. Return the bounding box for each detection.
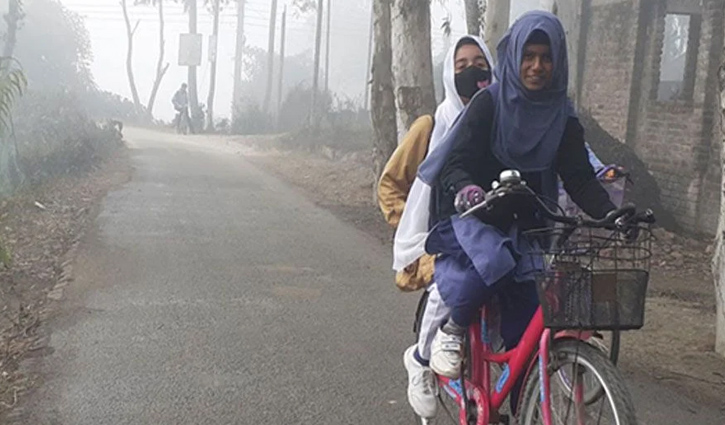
[437,305,593,425]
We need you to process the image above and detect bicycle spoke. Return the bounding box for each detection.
[545,361,621,425]
[595,393,607,425]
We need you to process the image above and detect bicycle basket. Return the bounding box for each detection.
[524,226,652,331]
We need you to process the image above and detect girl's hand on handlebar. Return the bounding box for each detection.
[454,184,485,214]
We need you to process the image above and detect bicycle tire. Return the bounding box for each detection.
[555,330,620,404]
[518,339,637,425]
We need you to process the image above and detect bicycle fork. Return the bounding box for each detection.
[539,329,553,425]
[539,330,588,425]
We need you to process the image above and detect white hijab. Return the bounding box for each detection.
[393,35,495,272]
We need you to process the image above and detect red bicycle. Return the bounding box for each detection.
[417,170,654,425]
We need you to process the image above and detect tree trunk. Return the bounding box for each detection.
[712,49,725,357]
[555,0,584,100]
[391,0,435,140]
[464,0,482,36]
[206,0,221,132]
[324,0,332,93]
[121,0,142,112]
[540,0,558,14]
[2,0,21,57]
[483,0,510,61]
[147,0,169,117]
[276,6,287,128]
[263,0,278,114]
[371,0,397,197]
[363,2,374,110]
[188,0,199,115]
[309,0,324,131]
[233,0,246,119]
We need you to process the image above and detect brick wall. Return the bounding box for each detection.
[577,0,724,235]
[633,0,723,234]
[579,0,641,142]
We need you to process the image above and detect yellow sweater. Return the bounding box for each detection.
[377,115,435,292]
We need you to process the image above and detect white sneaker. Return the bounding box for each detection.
[403,345,438,419]
[430,328,463,379]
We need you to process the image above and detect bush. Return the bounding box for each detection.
[80,89,151,125]
[231,83,372,155]
[276,84,333,133]
[276,92,371,154]
[11,91,124,184]
[231,101,274,135]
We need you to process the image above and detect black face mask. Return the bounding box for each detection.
[455,66,492,99]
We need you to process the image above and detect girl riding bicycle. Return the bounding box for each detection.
[413,11,618,419]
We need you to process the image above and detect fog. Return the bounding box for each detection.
[0,0,550,122]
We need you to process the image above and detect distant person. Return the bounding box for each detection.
[172,83,192,134]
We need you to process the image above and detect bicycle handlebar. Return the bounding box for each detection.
[459,170,655,230]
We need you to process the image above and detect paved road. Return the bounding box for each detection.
[11,129,724,424]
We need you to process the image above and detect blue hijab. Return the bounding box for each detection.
[492,10,575,172]
[418,11,575,185]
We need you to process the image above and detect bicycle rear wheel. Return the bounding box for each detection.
[518,339,637,425]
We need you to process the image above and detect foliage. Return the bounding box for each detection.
[274,86,371,153]
[14,0,94,93]
[231,101,274,135]
[291,0,317,15]
[172,0,232,13]
[0,57,25,268]
[0,58,27,135]
[277,84,331,132]
[12,91,124,184]
[80,89,151,124]
[232,48,315,131]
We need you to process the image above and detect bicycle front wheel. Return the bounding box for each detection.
[518,339,637,425]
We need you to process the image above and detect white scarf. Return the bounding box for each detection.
[393,35,495,272]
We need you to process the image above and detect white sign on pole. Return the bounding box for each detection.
[208,35,218,63]
[179,33,203,67]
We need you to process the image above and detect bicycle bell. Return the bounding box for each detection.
[499,170,522,185]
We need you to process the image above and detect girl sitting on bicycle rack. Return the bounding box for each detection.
[381,34,496,419]
[413,11,618,417]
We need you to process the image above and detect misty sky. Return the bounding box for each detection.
[52,0,541,121]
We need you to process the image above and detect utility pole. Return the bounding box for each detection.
[3,0,21,57]
[363,1,373,110]
[309,0,324,130]
[263,0,278,113]
[324,0,332,93]
[206,0,221,132]
[277,5,287,126]
[188,0,199,115]
[233,0,246,118]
